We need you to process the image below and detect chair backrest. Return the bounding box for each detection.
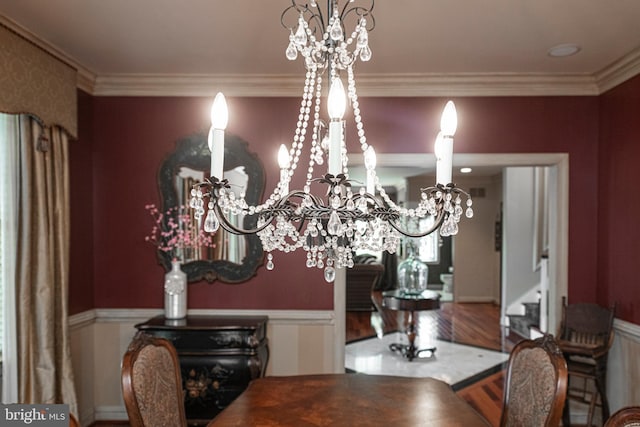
[347,263,384,290]
[605,407,640,427]
[121,331,187,427]
[559,296,616,349]
[500,334,568,427]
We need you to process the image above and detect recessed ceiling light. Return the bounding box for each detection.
[548,44,581,58]
[460,167,472,174]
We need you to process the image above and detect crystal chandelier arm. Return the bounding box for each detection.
[210,201,272,235]
[386,210,446,239]
[281,1,325,34]
[339,0,375,31]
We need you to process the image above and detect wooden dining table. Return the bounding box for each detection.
[207,373,492,426]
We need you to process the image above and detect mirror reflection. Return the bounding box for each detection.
[158,132,265,283]
[175,165,249,264]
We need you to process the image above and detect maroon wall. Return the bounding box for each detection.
[69,90,95,314]
[598,74,640,324]
[69,94,602,313]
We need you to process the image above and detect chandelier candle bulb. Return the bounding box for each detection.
[436,101,457,185]
[209,92,228,179]
[278,144,290,196]
[328,77,346,175]
[435,131,453,186]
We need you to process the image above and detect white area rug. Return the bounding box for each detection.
[345,332,509,387]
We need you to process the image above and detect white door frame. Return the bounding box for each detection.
[334,153,569,367]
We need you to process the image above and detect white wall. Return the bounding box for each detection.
[502,167,540,316]
[453,174,502,303]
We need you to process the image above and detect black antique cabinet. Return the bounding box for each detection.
[135,315,269,426]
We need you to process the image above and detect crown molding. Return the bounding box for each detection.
[3,14,639,98]
[595,47,640,94]
[92,72,600,97]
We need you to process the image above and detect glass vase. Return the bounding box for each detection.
[397,242,429,295]
[164,260,187,319]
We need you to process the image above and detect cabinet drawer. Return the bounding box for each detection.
[153,329,265,351]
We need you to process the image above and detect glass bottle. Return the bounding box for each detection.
[397,241,429,295]
[164,259,187,319]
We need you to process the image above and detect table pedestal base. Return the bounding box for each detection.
[382,290,441,362]
[388,309,436,361]
[388,342,436,361]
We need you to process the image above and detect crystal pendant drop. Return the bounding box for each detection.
[346,198,355,210]
[357,28,368,48]
[327,210,342,235]
[294,17,307,45]
[360,45,372,62]
[266,253,274,271]
[324,266,336,283]
[450,221,459,236]
[286,41,298,60]
[204,210,220,233]
[466,207,474,218]
[330,19,343,41]
[331,195,341,209]
[189,188,198,208]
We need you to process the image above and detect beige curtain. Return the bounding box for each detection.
[14,115,78,414]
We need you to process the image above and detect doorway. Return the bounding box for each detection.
[336,152,569,370]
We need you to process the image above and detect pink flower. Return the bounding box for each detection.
[144,203,216,261]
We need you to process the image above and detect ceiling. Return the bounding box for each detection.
[1,0,640,96]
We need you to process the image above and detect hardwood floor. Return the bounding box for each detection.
[346,301,523,427]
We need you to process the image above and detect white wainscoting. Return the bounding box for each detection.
[565,319,640,426]
[69,308,336,425]
[608,319,640,411]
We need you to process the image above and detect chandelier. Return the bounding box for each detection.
[190,0,473,282]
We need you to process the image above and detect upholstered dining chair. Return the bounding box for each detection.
[500,334,568,427]
[69,413,80,427]
[121,331,187,427]
[605,407,640,427]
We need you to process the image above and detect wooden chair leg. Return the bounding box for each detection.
[562,396,572,426]
[586,390,597,427]
[596,376,610,422]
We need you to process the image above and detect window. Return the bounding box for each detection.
[0,113,19,401]
[417,217,440,264]
[401,216,440,264]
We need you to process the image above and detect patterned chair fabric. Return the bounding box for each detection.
[605,407,640,427]
[121,332,187,427]
[500,334,568,427]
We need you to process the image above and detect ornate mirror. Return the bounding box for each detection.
[158,132,265,283]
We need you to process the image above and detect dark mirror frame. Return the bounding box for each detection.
[158,131,265,283]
